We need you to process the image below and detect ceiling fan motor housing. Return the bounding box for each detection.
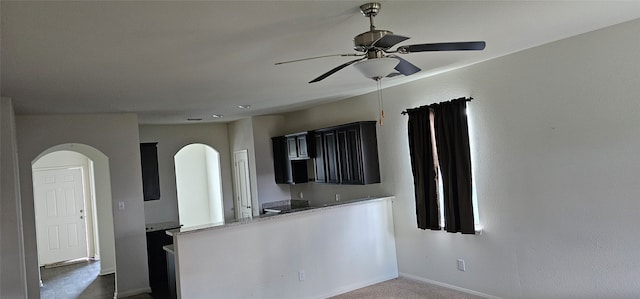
[354,30,393,51]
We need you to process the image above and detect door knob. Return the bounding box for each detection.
[80,216,84,219]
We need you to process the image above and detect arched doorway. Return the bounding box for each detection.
[33,151,96,265]
[174,144,224,227]
[32,144,116,297]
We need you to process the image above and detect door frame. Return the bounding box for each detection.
[31,144,117,280]
[232,149,253,219]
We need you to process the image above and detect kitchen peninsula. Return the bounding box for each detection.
[167,196,397,298]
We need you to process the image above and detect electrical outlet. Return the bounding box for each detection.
[118,201,125,210]
[298,270,305,281]
[457,259,466,272]
[299,192,304,199]
[335,194,341,201]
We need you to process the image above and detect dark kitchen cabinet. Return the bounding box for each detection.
[273,122,379,185]
[315,121,380,185]
[272,136,290,184]
[272,136,308,184]
[337,127,364,184]
[146,229,174,298]
[322,131,340,184]
[140,142,160,201]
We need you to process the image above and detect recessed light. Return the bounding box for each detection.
[212,114,224,118]
[238,105,251,109]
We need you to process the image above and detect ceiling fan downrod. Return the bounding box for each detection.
[360,2,381,31]
[354,3,393,52]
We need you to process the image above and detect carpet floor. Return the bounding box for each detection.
[329,277,485,299]
[42,261,481,299]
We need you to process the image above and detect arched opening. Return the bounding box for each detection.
[174,144,224,227]
[32,144,116,298]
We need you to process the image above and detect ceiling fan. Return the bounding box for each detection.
[275,2,486,83]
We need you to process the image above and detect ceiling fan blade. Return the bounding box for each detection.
[392,56,421,76]
[386,72,402,78]
[398,41,486,53]
[372,34,410,49]
[275,53,363,65]
[309,57,366,83]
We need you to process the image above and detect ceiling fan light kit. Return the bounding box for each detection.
[275,2,486,83]
[353,57,399,80]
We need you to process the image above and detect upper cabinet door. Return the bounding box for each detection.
[140,142,161,201]
[287,136,298,159]
[297,135,308,158]
[337,126,364,184]
[272,136,292,184]
[286,133,312,160]
[355,121,380,184]
[323,131,340,184]
[314,133,326,183]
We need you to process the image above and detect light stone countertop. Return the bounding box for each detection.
[166,196,394,237]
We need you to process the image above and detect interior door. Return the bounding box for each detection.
[33,168,88,265]
[233,150,253,219]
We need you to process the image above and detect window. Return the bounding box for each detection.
[406,97,480,234]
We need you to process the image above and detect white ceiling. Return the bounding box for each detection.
[2,1,640,124]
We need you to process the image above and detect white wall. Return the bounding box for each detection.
[176,145,210,227]
[0,97,28,298]
[277,18,640,298]
[174,197,397,299]
[139,123,234,223]
[16,113,148,297]
[228,118,259,216]
[251,115,291,207]
[204,147,223,223]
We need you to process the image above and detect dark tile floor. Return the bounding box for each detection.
[40,260,154,299]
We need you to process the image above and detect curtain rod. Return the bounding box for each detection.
[401,97,473,115]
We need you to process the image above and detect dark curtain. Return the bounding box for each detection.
[432,98,475,234]
[407,107,440,230]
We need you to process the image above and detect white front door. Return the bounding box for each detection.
[233,150,253,219]
[34,168,88,265]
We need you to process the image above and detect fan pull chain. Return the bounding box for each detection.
[377,78,384,126]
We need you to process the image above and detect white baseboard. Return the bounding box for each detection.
[99,266,115,276]
[399,272,502,299]
[116,286,152,298]
[313,272,399,299]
